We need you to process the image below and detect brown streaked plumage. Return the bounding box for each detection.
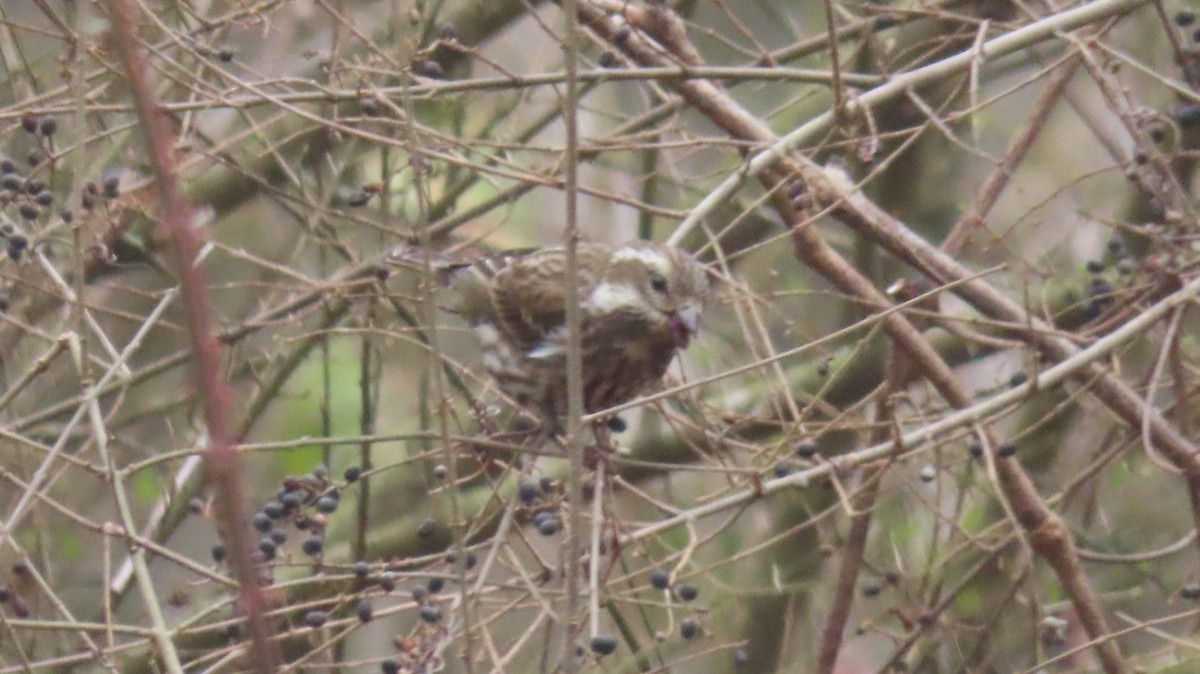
[443,241,710,426]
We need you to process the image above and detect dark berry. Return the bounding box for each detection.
[10,598,28,618]
[312,463,329,479]
[675,583,698,602]
[649,568,670,590]
[1182,583,1200,600]
[380,660,400,674]
[607,416,627,433]
[427,577,444,593]
[1,174,21,191]
[347,191,371,207]
[252,512,272,532]
[536,515,559,536]
[258,538,276,560]
[6,233,24,251]
[413,59,444,79]
[862,583,882,597]
[102,174,120,199]
[1088,277,1113,299]
[262,501,284,519]
[343,465,362,482]
[359,98,383,116]
[590,634,617,656]
[411,585,429,602]
[302,535,323,556]
[353,560,370,578]
[269,529,287,545]
[0,586,9,603]
[1085,259,1104,273]
[379,573,396,592]
[0,158,15,174]
[613,25,632,46]
[26,150,41,167]
[419,605,442,623]
[518,481,539,504]
[18,204,39,221]
[281,491,301,510]
[38,116,56,137]
[303,610,328,628]
[34,192,51,207]
[316,495,338,513]
[539,476,556,493]
[1009,372,1027,388]
[81,193,94,210]
[217,48,234,63]
[997,441,1017,458]
[680,619,699,639]
[773,462,790,478]
[1176,10,1196,27]
[968,442,983,459]
[598,51,619,68]
[795,439,819,458]
[439,22,457,40]
[211,544,226,562]
[20,115,36,133]
[357,599,373,623]
[417,518,436,537]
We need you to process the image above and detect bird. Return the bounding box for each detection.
[439,240,711,430]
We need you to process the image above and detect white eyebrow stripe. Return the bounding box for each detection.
[584,281,640,312]
[611,247,671,276]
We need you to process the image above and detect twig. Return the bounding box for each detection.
[561,0,587,669]
[102,1,278,671]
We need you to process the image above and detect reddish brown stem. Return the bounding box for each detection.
[104,2,278,671]
[941,52,1083,256]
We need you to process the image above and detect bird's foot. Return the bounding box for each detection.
[582,419,623,469]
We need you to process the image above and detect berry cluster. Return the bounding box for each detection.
[517,475,563,537]
[0,113,123,273]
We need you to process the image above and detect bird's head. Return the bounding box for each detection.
[600,242,711,348]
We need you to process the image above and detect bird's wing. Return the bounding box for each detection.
[481,245,608,353]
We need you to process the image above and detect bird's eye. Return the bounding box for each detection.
[649,274,669,294]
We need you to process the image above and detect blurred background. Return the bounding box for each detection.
[0,0,1196,672]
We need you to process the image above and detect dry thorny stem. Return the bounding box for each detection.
[0,0,1198,673]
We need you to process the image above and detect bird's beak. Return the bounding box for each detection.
[668,304,701,348]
